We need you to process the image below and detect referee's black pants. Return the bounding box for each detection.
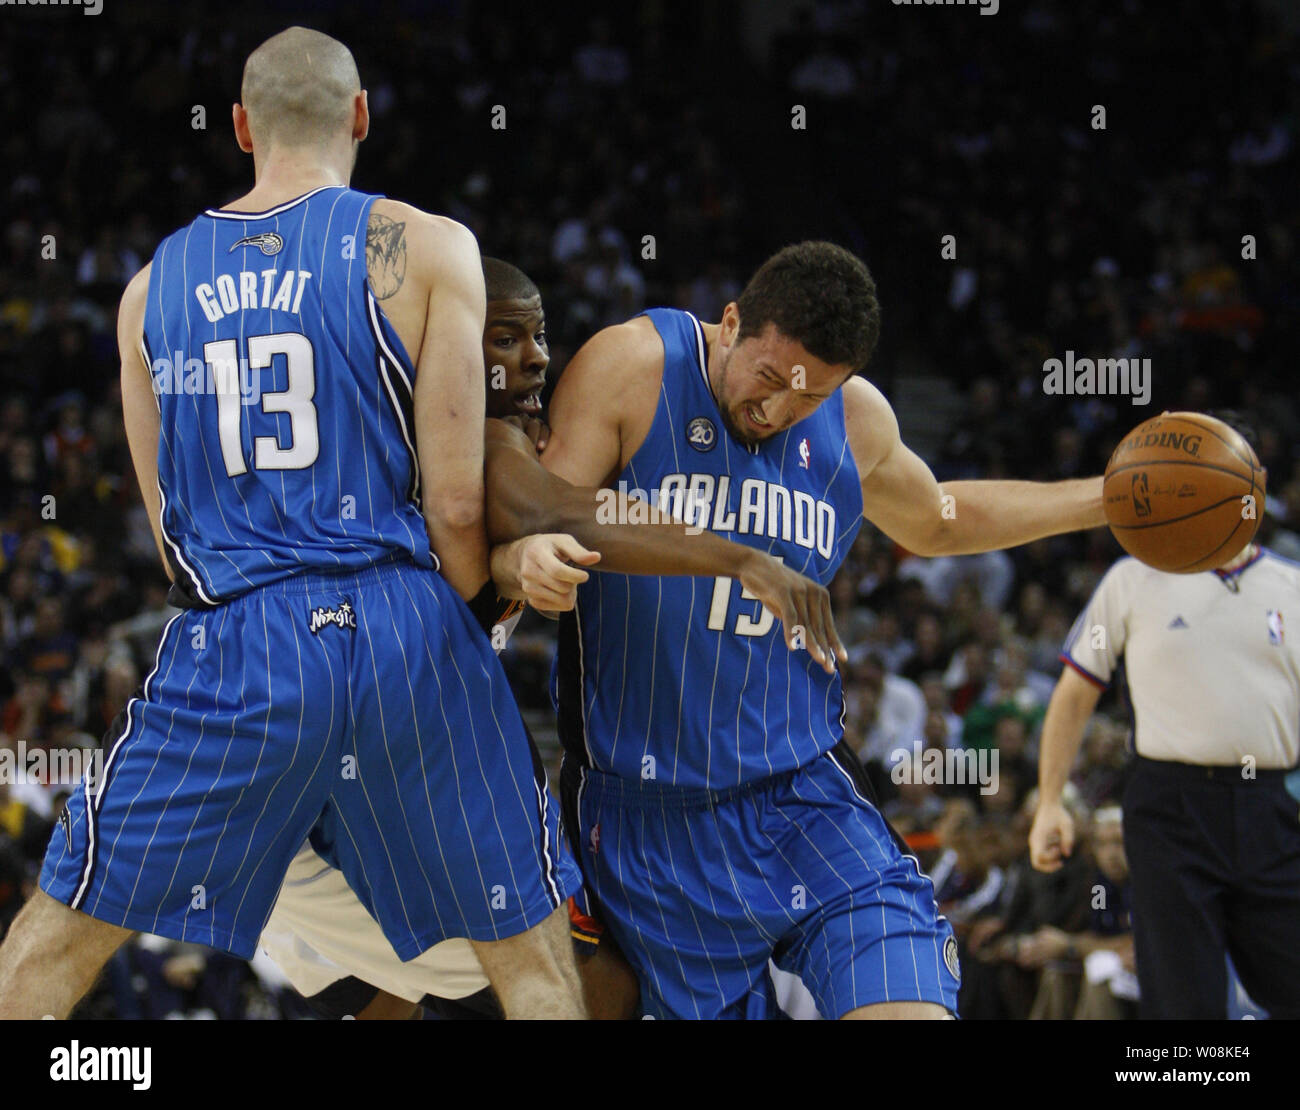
[1123,755,1300,1019]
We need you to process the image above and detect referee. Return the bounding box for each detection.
[1029,428,1300,1018]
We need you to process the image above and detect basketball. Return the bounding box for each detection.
[1103,411,1266,573]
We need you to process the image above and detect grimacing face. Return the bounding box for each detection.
[711,306,853,445]
[483,294,549,420]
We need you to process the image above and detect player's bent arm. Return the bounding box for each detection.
[118,263,173,583]
[489,421,769,572]
[486,421,844,668]
[844,377,1105,557]
[408,216,490,599]
[1036,666,1104,806]
[539,318,663,488]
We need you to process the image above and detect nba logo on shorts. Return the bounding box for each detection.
[1267,609,1284,645]
[589,823,600,855]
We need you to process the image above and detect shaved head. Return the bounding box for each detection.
[241,27,361,150]
[482,257,539,304]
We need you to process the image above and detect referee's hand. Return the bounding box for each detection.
[1028,799,1075,873]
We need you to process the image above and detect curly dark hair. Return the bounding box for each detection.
[735,241,881,373]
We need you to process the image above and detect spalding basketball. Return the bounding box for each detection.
[1103,411,1265,573]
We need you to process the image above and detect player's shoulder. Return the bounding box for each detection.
[484,416,535,455]
[121,261,153,306]
[368,200,477,262]
[558,314,665,398]
[365,201,479,302]
[117,262,153,334]
[590,313,665,362]
[841,374,892,420]
[841,374,898,469]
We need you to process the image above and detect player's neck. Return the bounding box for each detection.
[700,321,721,390]
[227,150,351,212]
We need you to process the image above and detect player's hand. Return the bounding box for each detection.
[1028,798,1075,873]
[497,533,600,612]
[498,414,550,454]
[737,552,847,675]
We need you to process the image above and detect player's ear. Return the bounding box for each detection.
[353,90,369,143]
[720,302,740,345]
[232,103,254,154]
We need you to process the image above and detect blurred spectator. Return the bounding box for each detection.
[846,653,926,769]
[1021,806,1136,1019]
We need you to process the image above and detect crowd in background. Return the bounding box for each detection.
[1,0,1297,1017]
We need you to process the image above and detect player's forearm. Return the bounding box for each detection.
[120,348,173,581]
[930,477,1105,556]
[424,479,491,599]
[545,490,763,578]
[417,373,490,597]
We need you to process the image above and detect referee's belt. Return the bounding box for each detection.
[1133,754,1297,782]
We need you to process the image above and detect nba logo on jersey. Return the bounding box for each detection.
[1267,609,1284,645]
[798,437,811,469]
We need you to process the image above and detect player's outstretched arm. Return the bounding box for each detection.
[406,215,490,599]
[844,376,1105,556]
[1027,666,1102,872]
[484,420,845,671]
[118,262,173,583]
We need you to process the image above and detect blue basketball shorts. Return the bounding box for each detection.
[41,559,578,959]
[565,743,960,1019]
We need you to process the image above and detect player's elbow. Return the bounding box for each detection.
[428,491,484,532]
[906,518,952,559]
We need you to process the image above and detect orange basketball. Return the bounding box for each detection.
[1103,411,1265,573]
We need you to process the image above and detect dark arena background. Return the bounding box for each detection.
[0,0,1297,1067]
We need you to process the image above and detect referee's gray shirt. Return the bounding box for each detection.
[1060,548,1299,769]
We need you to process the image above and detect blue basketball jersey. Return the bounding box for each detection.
[141,185,434,604]
[556,308,865,790]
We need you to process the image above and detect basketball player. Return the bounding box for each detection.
[0,28,587,1019]
[1029,416,1300,1017]
[534,241,1109,1019]
[263,257,842,1019]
